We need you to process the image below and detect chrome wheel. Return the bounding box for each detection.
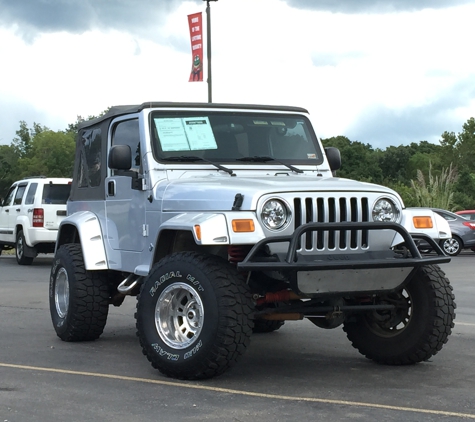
[15,230,34,265]
[156,282,204,349]
[441,237,461,256]
[16,235,24,259]
[54,267,70,318]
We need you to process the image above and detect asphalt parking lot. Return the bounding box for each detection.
[1,252,475,422]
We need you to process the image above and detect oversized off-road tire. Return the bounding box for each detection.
[440,236,462,256]
[16,230,34,265]
[343,264,455,365]
[136,252,254,380]
[49,244,110,342]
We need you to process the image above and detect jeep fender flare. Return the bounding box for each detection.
[158,212,265,245]
[56,211,108,270]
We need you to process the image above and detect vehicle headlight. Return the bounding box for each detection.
[372,198,400,222]
[261,199,290,230]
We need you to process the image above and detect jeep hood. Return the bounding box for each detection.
[159,175,400,211]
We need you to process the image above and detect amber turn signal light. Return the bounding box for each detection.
[194,225,202,240]
[232,219,255,232]
[413,216,433,229]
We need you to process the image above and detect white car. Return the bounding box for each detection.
[400,207,452,253]
[0,177,72,265]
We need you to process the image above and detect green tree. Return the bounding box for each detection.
[455,117,475,173]
[0,144,20,195]
[376,145,412,184]
[452,169,475,210]
[12,121,48,157]
[435,117,475,210]
[387,181,418,207]
[17,130,75,178]
[321,136,383,183]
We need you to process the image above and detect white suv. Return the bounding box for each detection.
[0,177,72,265]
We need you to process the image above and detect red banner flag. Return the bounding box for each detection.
[188,12,203,82]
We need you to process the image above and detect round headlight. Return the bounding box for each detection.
[372,198,400,222]
[261,199,289,230]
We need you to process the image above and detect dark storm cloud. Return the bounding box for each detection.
[344,78,475,149]
[0,0,201,40]
[284,0,472,13]
[2,0,470,39]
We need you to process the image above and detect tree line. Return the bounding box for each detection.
[1,116,475,211]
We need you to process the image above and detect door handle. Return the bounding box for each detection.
[107,181,116,197]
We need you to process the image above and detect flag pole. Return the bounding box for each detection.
[203,0,218,103]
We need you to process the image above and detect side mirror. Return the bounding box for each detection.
[108,145,132,170]
[324,147,341,174]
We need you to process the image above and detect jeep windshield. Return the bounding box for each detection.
[150,111,324,165]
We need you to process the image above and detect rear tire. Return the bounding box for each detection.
[16,230,34,265]
[136,252,254,380]
[49,244,110,341]
[343,265,455,365]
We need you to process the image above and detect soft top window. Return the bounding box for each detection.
[77,128,102,188]
[150,111,323,164]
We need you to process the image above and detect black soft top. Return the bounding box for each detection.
[78,102,309,130]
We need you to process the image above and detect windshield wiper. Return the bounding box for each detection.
[236,156,303,174]
[162,156,235,176]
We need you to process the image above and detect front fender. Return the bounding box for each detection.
[160,212,265,245]
[57,211,108,270]
[160,213,229,244]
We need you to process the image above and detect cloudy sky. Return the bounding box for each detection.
[0,0,474,149]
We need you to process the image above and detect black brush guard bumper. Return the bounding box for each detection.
[237,221,450,273]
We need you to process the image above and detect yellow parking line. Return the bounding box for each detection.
[1,362,474,419]
[456,322,475,326]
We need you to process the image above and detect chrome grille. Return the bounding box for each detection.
[293,196,370,251]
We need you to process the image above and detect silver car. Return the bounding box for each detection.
[47,102,456,380]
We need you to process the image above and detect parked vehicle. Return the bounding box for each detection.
[401,208,451,253]
[49,102,455,380]
[0,177,72,264]
[456,210,475,221]
[432,208,475,256]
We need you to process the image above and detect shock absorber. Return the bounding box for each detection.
[256,290,302,306]
[228,245,250,265]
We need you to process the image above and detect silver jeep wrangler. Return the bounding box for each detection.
[49,102,455,380]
